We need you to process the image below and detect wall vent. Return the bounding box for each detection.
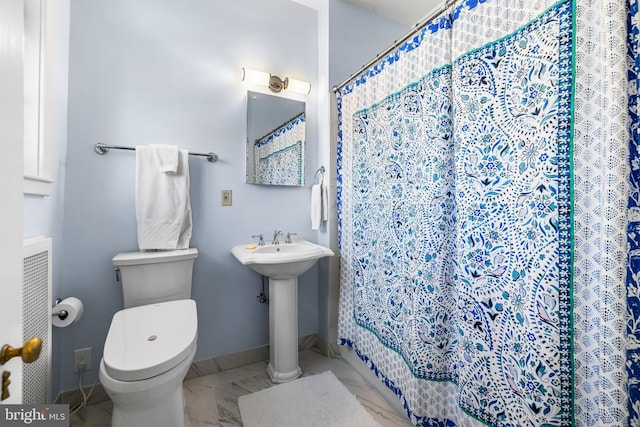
[22,236,52,404]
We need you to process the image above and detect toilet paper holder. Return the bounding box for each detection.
[51,297,83,328]
[52,298,69,320]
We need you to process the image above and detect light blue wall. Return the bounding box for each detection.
[35,0,409,397]
[329,0,407,87]
[59,0,318,393]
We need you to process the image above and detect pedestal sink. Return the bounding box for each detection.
[231,239,334,383]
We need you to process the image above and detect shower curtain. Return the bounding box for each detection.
[255,113,305,185]
[336,0,639,425]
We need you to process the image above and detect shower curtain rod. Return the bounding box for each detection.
[254,111,305,144]
[332,0,453,93]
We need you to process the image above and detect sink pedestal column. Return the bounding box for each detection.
[266,277,302,383]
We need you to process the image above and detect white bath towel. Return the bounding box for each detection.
[136,146,192,250]
[311,184,322,230]
[151,144,179,173]
[321,183,329,221]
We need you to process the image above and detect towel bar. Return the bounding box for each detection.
[95,142,218,163]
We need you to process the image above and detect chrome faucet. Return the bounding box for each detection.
[252,234,265,246]
[272,230,282,245]
[285,232,297,244]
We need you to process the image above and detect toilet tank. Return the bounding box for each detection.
[112,248,198,308]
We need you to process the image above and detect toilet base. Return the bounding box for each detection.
[110,386,184,427]
[99,346,195,427]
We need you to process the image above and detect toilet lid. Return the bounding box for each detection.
[103,299,197,381]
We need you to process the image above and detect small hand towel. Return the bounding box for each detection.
[151,144,179,173]
[321,183,329,221]
[136,146,192,250]
[311,184,322,230]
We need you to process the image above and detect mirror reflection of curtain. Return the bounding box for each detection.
[254,113,305,185]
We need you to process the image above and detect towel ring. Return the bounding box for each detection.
[315,166,325,185]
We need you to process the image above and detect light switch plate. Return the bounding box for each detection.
[221,190,232,206]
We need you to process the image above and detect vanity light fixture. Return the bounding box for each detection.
[241,67,311,95]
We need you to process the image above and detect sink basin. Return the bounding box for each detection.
[231,240,334,279]
[231,239,334,383]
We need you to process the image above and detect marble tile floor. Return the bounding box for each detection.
[69,348,413,427]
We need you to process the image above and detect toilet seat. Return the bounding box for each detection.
[103,299,197,381]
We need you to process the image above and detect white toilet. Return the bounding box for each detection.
[99,248,198,427]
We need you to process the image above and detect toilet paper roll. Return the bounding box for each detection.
[52,297,84,328]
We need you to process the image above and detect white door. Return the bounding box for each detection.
[0,0,26,404]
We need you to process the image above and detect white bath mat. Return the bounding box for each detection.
[238,370,381,427]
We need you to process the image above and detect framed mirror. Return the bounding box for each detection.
[245,91,306,186]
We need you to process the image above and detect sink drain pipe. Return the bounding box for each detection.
[257,275,268,303]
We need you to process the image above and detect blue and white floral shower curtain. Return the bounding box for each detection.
[337,0,639,425]
[254,113,305,185]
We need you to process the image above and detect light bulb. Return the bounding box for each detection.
[241,68,270,86]
[287,77,311,95]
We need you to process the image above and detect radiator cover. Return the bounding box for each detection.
[22,236,52,404]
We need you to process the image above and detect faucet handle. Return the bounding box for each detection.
[252,234,265,246]
[285,232,297,244]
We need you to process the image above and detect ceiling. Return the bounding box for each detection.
[344,0,444,26]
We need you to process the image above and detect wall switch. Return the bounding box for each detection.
[221,190,232,206]
[73,347,92,372]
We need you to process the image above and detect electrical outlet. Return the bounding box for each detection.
[221,189,232,206]
[73,347,92,372]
